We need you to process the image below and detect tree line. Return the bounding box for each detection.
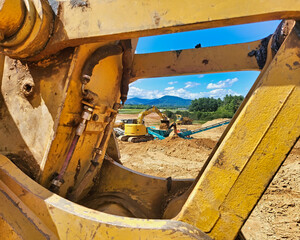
[164,95,244,121]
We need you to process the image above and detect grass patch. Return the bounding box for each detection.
[118,109,142,114]
[192,120,207,124]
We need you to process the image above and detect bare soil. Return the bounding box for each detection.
[117,115,300,239]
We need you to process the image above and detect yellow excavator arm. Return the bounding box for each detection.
[137,106,168,124]
[0,0,299,239]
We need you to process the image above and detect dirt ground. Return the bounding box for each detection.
[117,114,300,239]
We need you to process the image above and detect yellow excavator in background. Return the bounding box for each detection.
[176,114,193,125]
[0,0,299,239]
[176,114,183,124]
[119,106,170,142]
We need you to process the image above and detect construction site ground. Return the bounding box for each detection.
[116,113,300,239]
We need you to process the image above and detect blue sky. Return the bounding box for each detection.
[129,20,280,100]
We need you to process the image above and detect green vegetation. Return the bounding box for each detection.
[190,95,244,121]
[118,109,144,114]
[192,120,207,124]
[162,95,244,121]
[120,95,244,122]
[122,104,151,109]
[123,104,179,110]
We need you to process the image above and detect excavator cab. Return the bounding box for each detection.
[176,114,184,125]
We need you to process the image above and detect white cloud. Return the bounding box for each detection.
[207,78,238,89]
[165,86,174,91]
[184,81,200,89]
[197,74,205,78]
[164,87,240,99]
[205,89,240,98]
[168,81,178,85]
[128,86,164,99]
[165,88,203,99]
[128,86,241,100]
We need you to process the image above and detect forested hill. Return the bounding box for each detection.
[126,96,191,107]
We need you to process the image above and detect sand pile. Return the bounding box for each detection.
[118,136,216,179]
[119,137,216,162]
[191,118,230,140]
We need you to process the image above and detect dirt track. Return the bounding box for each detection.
[117,115,300,239]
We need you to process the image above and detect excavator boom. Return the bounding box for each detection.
[137,106,168,124]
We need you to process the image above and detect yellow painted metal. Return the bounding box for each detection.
[125,124,147,136]
[0,0,25,38]
[1,0,300,59]
[175,26,300,239]
[38,0,300,57]
[137,106,168,124]
[0,217,22,240]
[83,160,193,218]
[0,155,211,240]
[0,0,36,47]
[131,40,260,81]
[0,0,299,239]
[0,40,124,192]
[0,49,76,179]
[40,42,123,196]
[0,0,54,59]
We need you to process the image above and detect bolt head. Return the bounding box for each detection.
[92,114,99,121]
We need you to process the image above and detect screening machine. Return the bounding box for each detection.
[177,120,231,139]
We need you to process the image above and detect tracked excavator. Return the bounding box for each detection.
[118,106,169,142]
[0,0,299,239]
[176,114,193,125]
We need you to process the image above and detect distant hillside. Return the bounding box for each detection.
[126,96,191,107]
[125,97,152,105]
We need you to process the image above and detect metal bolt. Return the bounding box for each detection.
[92,114,99,121]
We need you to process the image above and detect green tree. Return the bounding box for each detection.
[163,110,175,119]
[223,95,244,113]
[189,97,221,112]
[189,95,244,121]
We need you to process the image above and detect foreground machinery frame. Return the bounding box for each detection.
[0,0,299,239]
